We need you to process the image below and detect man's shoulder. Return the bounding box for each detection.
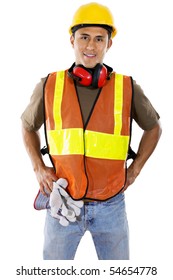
[46,69,68,80]
[113,71,132,80]
[48,69,67,75]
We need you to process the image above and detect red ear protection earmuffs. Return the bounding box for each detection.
[68,63,109,88]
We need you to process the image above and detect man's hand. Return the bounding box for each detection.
[123,162,139,191]
[34,165,58,196]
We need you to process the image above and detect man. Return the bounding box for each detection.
[21,2,162,260]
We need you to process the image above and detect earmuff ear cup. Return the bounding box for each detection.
[73,65,92,86]
[92,64,107,88]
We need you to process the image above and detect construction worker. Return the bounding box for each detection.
[21,2,162,260]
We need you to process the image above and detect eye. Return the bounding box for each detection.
[80,35,89,40]
[96,37,104,42]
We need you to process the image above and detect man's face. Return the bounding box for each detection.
[70,26,112,68]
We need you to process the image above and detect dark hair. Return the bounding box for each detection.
[71,24,112,39]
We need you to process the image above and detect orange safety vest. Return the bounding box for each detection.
[44,70,133,201]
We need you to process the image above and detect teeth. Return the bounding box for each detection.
[84,53,95,57]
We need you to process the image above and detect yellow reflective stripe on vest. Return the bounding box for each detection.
[114,74,123,135]
[85,130,129,160]
[54,71,65,130]
[47,128,84,155]
[48,128,129,159]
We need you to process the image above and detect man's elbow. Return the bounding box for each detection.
[155,120,162,139]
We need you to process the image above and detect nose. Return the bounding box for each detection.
[86,39,95,50]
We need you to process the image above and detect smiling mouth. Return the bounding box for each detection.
[83,53,96,58]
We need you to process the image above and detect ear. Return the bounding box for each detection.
[107,39,113,52]
[70,35,75,48]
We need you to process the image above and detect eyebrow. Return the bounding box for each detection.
[80,33,89,36]
[79,33,105,38]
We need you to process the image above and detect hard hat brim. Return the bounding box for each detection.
[69,24,117,38]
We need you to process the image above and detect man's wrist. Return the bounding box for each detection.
[33,160,45,173]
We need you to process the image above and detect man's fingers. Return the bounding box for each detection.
[40,181,52,196]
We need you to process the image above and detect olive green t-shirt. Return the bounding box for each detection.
[21,77,160,131]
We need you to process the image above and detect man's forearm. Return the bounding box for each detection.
[132,121,162,176]
[124,121,162,189]
[22,125,58,194]
[21,126,45,171]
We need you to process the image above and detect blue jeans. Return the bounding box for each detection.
[43,193,129,260]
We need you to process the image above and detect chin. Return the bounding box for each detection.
[83,62,98,69]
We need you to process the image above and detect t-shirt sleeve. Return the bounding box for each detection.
[21,77,47,131]
[132,80,160,130]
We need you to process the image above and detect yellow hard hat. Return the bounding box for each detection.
[69,2,117,38]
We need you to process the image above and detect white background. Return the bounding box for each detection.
[0,0,172,279]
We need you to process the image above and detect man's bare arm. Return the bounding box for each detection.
[22,126,58,195]
[124,121,162,190]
